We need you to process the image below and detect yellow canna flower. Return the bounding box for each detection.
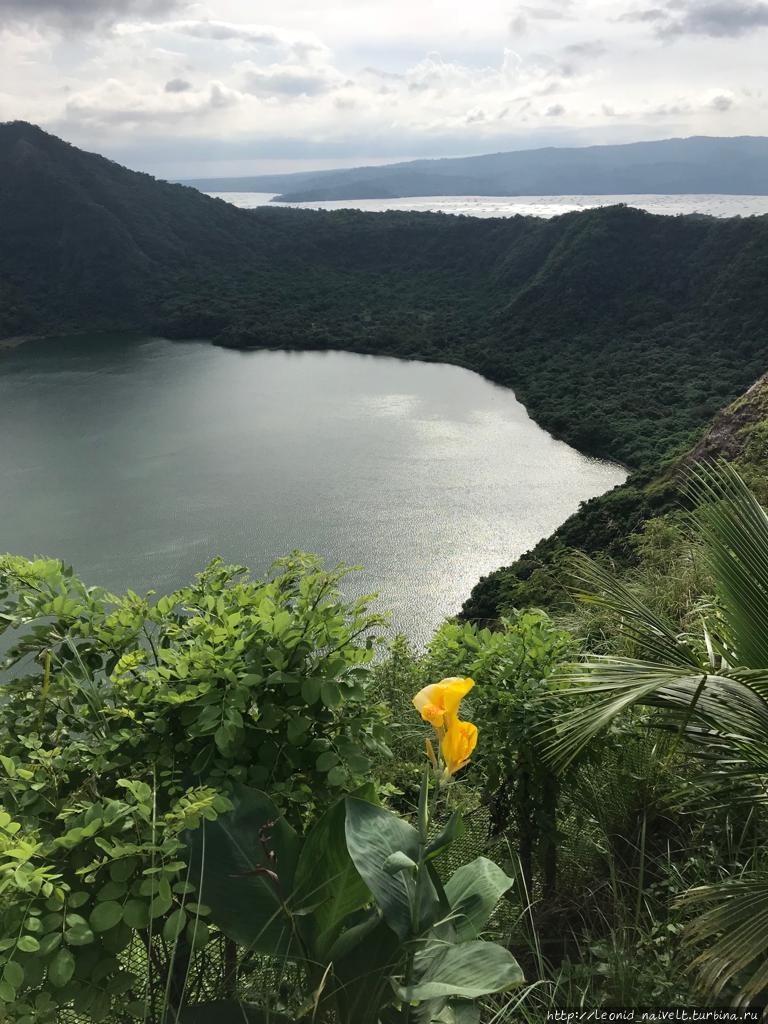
[441,719,478,776]
[412,677,475,731]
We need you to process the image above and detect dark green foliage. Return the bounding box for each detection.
[0,551,387,1020]
[3,123,768,477]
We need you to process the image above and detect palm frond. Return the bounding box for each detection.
[688,462,768,668]
[544,659,707,770]
[681,872,768,1003]
[570,553,703,669]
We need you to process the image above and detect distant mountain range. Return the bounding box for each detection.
[180,136,768,201]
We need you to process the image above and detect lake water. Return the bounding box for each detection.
[208,192,768,219]
[0,336,625,642]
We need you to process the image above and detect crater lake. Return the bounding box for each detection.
[0,335,626,642]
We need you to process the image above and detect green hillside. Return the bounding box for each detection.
[3,123,768,474]
[463,368,768,621]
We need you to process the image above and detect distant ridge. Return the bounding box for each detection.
[180,135,768,202]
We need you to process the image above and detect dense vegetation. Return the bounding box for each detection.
[5,460,768,1019]
[3,121,768,477]
[463,365,768,622]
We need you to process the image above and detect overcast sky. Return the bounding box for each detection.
[0,0,766,178]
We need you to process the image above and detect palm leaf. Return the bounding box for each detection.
[687,462,768,668]
[570,553,703,668]
[681,872,768,1003]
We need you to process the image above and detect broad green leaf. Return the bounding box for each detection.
[433,1001,481,1024]
[425,812,463,861]
[186,785,300,956]
[344,797,421,940]
[397,941,524,1001]
[329,914,401,1024]
[445,857,513,941]
[293,794,371,956]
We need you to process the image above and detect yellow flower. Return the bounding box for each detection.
[441,719,478,776]
[412,677,475,731]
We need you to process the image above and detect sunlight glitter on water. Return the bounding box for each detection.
[208,192,768,219]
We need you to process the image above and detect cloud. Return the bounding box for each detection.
[241,62,344,98]
[663,1,768,36]
[707,90,735,110]
[0,0,180,29]
[617,7,668,22]
[118,18,329,60]
[647,88,736,116]
[564,39,607,57]
[520,1,574,19]
[546,102,566,115]
[63,78,241,126]
[164,77,191,92]
[624,1,768,37]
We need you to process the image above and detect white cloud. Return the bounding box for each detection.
[239,60,344,98]
[62,77,241,126]
[0,0,764,176]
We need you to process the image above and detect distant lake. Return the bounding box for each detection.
[208,192,768,219]
[0,337,625,642]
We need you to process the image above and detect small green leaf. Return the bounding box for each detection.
[48,948,76,988]
[38,933,62,956]
[301,678,321,705]
[327,765,347,787]
[320,681,342,708]
[90,902,123,933]
[162,908,188,944]
[65,923,95,946]
[122,900,150,930]
[316,751,340,772]
[17,936,39,953]
[3,961,23,990]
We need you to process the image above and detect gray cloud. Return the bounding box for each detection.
[618,8,668,22]
[624,1,768,37]
[709,91,734,110]
[164,78,192,93]
[0,0,179,28]
[242,65,341,98]
[564,39,607,57]
[546,103,566,116]
[167,21,284,45]
[509,0,573,31]
[662,1,768,36]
